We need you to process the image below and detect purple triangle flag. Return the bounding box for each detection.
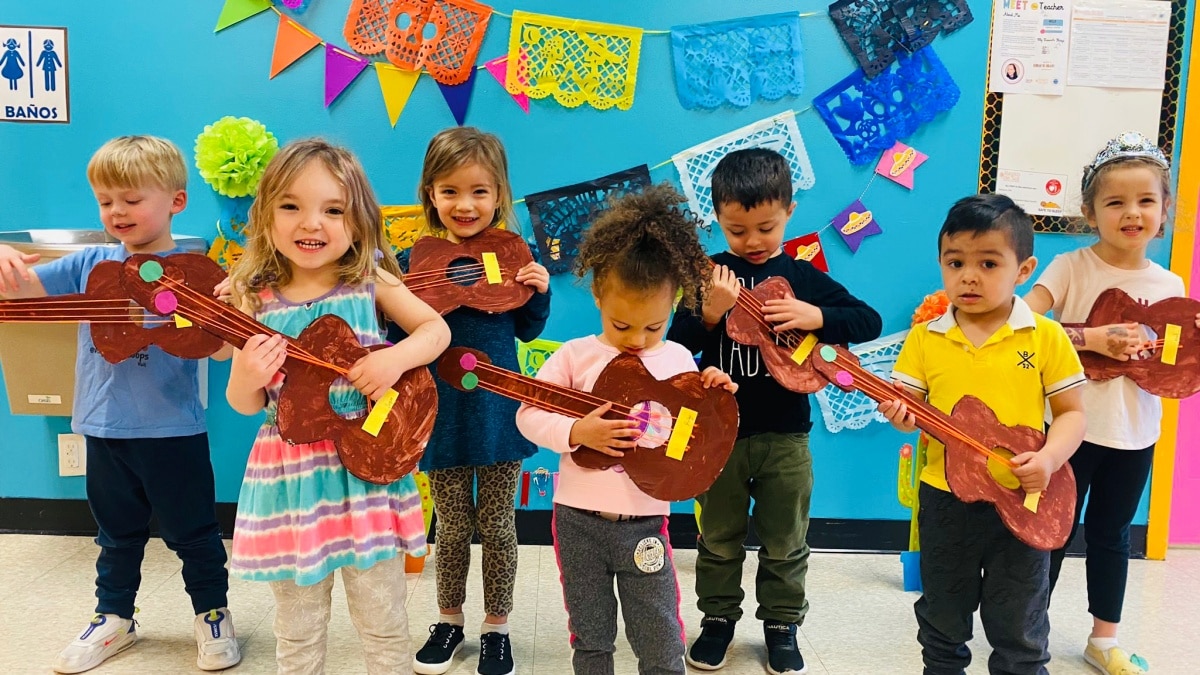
[325,44,369,107]
[437,68,477,126]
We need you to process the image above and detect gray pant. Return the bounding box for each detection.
[916,483,1051,675]
[553,504,685,675]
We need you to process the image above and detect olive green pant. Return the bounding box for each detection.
[695,432,812,624]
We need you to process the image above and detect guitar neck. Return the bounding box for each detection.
[811,343,1006,464]
[451,353,607,419]
[0,293,137,323]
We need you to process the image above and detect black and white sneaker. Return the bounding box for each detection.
[764,621,807,675]
[413,623,465,675]
[686,615,736,670]
[476,631,514,675]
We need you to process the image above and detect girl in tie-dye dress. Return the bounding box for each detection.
[226,139,450,675]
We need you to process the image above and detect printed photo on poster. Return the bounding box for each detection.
[995,168,1068,216]
[0,25,68,123]
[987,0,1071,95]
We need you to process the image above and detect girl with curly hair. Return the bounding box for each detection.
[516,183,737,675]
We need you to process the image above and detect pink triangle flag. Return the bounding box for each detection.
[325,44,369,107]
[483,54,529,113]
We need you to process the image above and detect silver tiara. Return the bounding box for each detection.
[1081,131,1169,192]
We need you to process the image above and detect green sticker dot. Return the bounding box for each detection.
[461,372,479,390]
[139,260,164,282]
[819,345,837,362]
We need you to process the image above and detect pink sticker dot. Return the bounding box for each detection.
[153,291,178,314]
[459,352,478,370]
[835,371,854,386]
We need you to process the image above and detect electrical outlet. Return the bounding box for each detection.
[58,434,85,477]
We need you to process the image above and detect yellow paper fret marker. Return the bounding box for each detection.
[1161,323,1181,365]
[791,333,819,365]
[361,388,400,437]
[665,407,698,460]
[482,252,502,284]
[173,314,193,328]
[1024,491,1042,513]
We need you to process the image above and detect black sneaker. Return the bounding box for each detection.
[413,623,465,675]
[477,631,514,675]
[764,622,807,675]
[686,615,736,670]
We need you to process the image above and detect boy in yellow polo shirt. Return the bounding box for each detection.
[880,194,1086,675]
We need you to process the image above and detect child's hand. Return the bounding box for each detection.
[763,297,824,332]
[348,348,410,401]
[1084,323,1144,360]
[700,366,738,393]
[701,265,740,325]
[1010,451,1057,493]
[878,382,917,433]
[213,277,234,304]
[1194,312,1199,329]
[0,245,40,293]
[568,402,640,457]
[515,261,550,294]
[233,334,288,390]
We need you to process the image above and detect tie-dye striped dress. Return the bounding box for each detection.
[230,282,428,586]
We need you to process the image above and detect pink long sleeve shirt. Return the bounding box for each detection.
[515,335,700,516]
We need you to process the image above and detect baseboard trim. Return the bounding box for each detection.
[0,498,1147,557]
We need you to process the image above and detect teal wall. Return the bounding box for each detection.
[0,0,1191,527]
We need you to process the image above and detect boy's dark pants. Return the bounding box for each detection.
[695,432,812,624]
[86,434,228,619]
[916,483,1051,675]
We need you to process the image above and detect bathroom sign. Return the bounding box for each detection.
[0,26,69,123]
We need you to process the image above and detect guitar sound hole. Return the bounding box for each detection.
[628,400,672,448]
[986,449,1020,490]
[448,257,481,287]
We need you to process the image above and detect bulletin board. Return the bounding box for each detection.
[977,0,1188,233]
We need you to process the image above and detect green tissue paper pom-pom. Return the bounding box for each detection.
[194,116,279,198]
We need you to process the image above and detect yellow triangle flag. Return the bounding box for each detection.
[270,15,322,79]
[374,62,421,128]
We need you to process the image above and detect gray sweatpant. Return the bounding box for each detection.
[552,504,686,675]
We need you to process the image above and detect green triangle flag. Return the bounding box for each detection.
[215,0,272,32]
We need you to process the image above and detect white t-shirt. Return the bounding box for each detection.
[1034,246,1185,449]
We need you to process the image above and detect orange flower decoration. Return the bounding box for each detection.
[911,290,950,326]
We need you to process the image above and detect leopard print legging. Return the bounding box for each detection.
[428,461,521,615]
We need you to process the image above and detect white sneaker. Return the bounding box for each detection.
[195,608,241,671]
[52,614,137,673]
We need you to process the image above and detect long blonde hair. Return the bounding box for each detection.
[230,139,401,309]
[417,127,516,236]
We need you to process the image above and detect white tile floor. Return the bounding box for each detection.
[0,535,1196,674]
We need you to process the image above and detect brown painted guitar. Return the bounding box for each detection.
[1067,287,1200,399]
[724,276,824,393]
[0,255,225,363]
[119,253,436,485]
[809,342,1075,551]
[437,346,739,502]
[406,228,534,315]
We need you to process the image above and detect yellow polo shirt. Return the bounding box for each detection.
[891,297,1085,492]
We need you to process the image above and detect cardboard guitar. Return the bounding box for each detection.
[437,346,739,502]
[810,342,1075,551]
[120,253,436,485]
[406,228,534,315]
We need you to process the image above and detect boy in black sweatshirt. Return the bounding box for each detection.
[667,148,882,675]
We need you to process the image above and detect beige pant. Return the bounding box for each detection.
[269,556,412,674]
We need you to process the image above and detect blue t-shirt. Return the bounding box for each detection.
[36,245,206,439]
